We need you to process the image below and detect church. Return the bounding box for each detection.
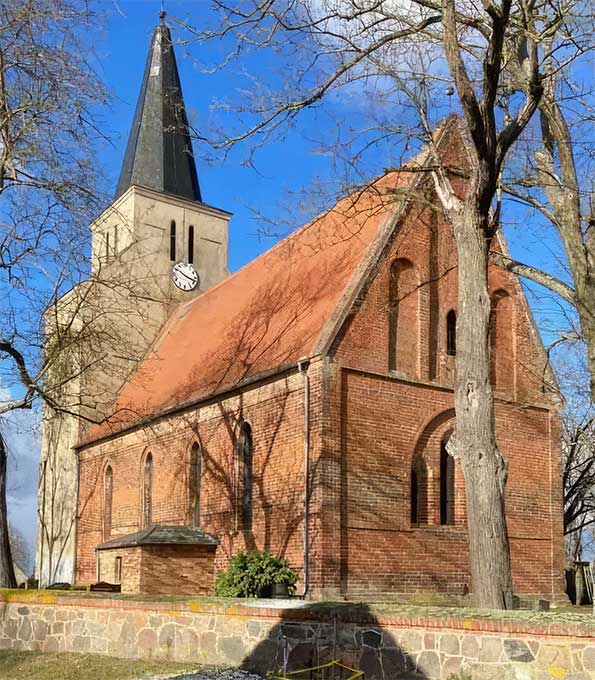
[37,17,565,601]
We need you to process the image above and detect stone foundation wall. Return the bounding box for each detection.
[0,593,594,679]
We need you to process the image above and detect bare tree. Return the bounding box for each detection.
[0,0,113,587]
[174,0,591,607]
[492,69,595,402]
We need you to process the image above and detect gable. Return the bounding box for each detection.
[330,186,555,404]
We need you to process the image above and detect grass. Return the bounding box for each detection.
[0,650,202,680]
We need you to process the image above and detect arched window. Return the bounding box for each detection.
[446,309,457,356]
[104,465,113,540]
[113,225,119,256]
[105,231,110,262]
[188,225,194,265]
[237,422,253,531]
[170,220,176,262]
[410,469,418,525]
[490,289,513,390]
[388,258,419,374]
[189,442,201,526]
[142,452,153,529]
[410,457,428,526]
[440,440,455,525]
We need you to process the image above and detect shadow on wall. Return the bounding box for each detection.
[239,603,430,680]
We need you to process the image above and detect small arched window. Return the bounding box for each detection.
[188,225,194,265]
[104,465,113,540]
[446,309,457,356]
[170,220,176,262]
[113,225,119,257]
[440,440,455,525]
[105,231,110,262]
[142,452,153,529]
[189,442,201,526]
[237,422,253,531]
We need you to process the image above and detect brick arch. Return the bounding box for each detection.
[410,409,465,526]
[388,257,421,376]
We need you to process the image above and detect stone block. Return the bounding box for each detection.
[416,650,440,678]
[478,636,503,663]
[439,633,460,656]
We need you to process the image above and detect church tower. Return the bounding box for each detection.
[35,16,230,586]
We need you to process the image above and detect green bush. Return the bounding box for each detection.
[215,550,298,598]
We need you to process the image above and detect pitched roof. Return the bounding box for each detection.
[115,19,201,202]
[81,171,411,445]
[96,524,219,551]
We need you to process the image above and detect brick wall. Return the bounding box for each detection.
[317,186,565,600]
[97,545,215,595]
[77,370,316,590]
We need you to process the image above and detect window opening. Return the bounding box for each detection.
[170,220,176,261]
[188,225,194,264]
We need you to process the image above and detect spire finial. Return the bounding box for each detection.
[159,0,166,20]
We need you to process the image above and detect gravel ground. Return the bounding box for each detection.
[139,669,266,680]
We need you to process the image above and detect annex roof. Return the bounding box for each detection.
[81,171,412,445]
[96,525,219,551]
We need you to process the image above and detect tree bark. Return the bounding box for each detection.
[0,431,16,588]
[452,203,514,609]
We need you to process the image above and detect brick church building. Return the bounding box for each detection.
[38,17,565,600]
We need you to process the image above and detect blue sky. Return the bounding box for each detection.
[7,0,588,567]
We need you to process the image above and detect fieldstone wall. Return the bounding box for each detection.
[0,593,594,679]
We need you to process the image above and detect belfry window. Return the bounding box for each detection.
[170,221,176,262]
[104,465,113,540]
[440,440,455,525]
[189,442,201,526]
[237,422,253,531]
[446,309,457,356]
[142,452,153,528]
[188,225,194,265]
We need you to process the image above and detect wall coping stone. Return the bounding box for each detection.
[1,592,593,641]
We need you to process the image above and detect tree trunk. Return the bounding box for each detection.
[453,204,514,609]
[576,296,595,405]
[0,431,16,588]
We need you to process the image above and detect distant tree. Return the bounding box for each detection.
[178,0,592,608]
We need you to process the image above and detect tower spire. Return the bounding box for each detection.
[115,19,202,202]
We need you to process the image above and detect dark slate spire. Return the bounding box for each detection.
[115,17,202,202]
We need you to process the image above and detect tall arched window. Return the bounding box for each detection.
[237,422,253,531]
[170,220,176,262]
[410,457,428,525]
[446,309,457,356]
[142,452,153,529]
[104,465,113,540]
[189,442,201,526]
[388,258,419,374]
[490,289,513,390]
[188,225,194,265]
[105,231,111,262]
[410,469,418,525]
[440,440,455,525]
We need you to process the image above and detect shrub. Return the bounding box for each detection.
[215,550,298,598]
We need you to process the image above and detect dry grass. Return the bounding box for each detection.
[0,650,201,680]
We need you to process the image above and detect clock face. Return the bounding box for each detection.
[171,262,199,291]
